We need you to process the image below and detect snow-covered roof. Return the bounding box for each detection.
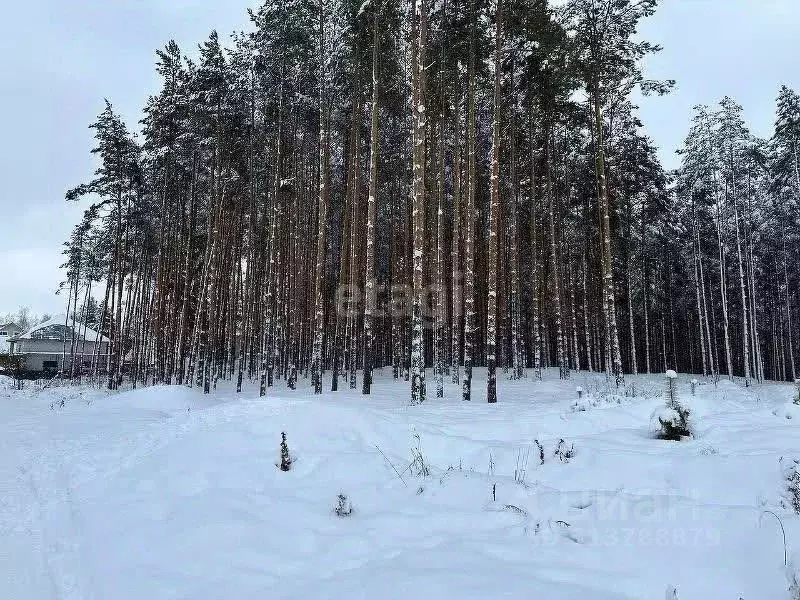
[18,315,109,343]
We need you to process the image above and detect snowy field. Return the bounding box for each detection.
[2,369,800,599]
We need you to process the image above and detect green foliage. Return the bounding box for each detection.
[657,404,691,441]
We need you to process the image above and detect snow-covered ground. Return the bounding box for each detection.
[2,369,799,599]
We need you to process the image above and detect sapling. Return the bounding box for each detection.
[789,564,800,600]
[554,439,575,463]
[784,459,800,515]
[278,432,293,471]
[334,493,353,517]
[665,370,678,404]
[655,370,691,440]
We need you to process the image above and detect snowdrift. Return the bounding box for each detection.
[2,370,799,599]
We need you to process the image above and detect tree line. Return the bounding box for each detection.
[61,0,800,401]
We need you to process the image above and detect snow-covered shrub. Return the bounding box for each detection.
[691,379,698,396]
[278,432,293,471]
[789,556,800,600]
[790,575,800,600]
[554,439,575,463]
[653,404,692,441]
[795,379,800,406]
[535,439,545,465]
[653,371,692,441]
[334,493,353,517]
[782,458,800,515]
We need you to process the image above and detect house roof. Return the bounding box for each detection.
[0,323,22,331]
[17,315,109,343]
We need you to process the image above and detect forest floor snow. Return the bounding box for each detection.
[1,369,799,599]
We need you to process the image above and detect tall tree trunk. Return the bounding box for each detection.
[486,0,502,404]
[731,174,750,384]
[363,12,380,395]
[591,82,623,385]
[311,0,329,395]
[462,0,476,402]
[451,97,462,385]
[715,198,733,380]
[410,0,428,405]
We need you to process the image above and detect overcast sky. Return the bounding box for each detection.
[1,0,798,317]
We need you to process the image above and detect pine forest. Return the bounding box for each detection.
[61,0,800,401]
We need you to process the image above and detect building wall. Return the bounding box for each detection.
[16,341,110,373]
[16,339,108,355]
[16,339,65,354]
[21,354,63,373]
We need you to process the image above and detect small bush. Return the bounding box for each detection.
[789,562,800,600]
[783,459,800,515]
[654,372,692,440]
[656,404,692,440]
[334,493,353,517]
[278,432,293,471]
[554,439,575,463]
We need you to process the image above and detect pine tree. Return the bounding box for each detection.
[486,0,503,404]
[66,0,800,397]
[409,0,429,406]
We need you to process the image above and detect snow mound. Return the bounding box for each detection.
[108,385,226,416]
[773,401,800,421]
[2,369,798,599]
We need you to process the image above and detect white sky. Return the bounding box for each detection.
[0,0,798,316]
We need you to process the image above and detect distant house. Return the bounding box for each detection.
[9,315,110,374]
[0,323,23,354]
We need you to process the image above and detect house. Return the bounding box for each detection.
[0,322,23,354]
[9,315,110,374]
